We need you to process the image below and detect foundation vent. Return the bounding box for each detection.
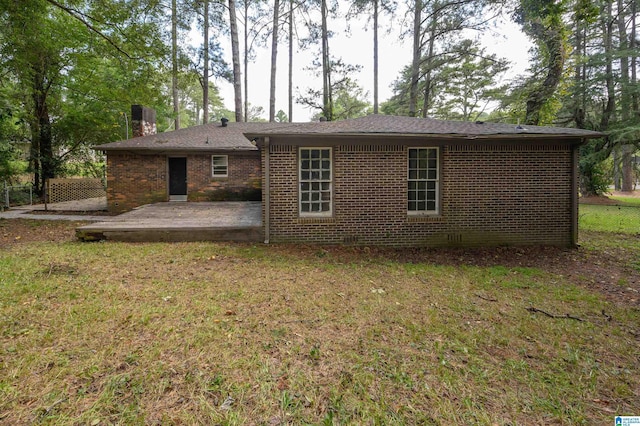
[343,235,360,244]
[447,233,463,243]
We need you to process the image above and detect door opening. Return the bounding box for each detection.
[168,157,187,201]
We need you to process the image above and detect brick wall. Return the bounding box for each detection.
[263,140,576,247]
[186,152,261,201]
[106,151,261,212]
[107,153,167,213]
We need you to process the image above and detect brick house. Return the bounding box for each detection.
[94,107,290,213]
[96,113,602,247]
[244,115,603,247]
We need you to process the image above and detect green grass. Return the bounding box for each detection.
[610,195,640,206]
[1,235,639,424]
[579,203,640,234]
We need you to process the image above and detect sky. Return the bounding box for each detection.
[210,6,533,122]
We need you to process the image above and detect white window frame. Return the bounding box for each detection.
[299,147,332,217]
[211,155,228,177]
[408,147,439,215]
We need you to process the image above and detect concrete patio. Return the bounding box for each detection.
[76,202,263,242]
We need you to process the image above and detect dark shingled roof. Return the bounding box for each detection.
[244,114,605,140]
[94,115,604,153]
[93,121,295,152]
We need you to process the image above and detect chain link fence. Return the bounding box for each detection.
[2,181,34,211]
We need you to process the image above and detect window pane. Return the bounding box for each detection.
[301,150,310,159]
[407,148,438,213]
[301,182,309,191]
[311,150,320,159]
[312,160,320,169]
[301,203,310,212]
[322,171,330,180]
[302,193,309,201]
[302,160,310,170]
[301,171,310,180]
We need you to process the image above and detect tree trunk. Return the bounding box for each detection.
[244,0,249,122]
[269,0,280,122]
[572,11,585,129]
[421,9,437,118]
[32,65,54,196]
[600,0,615,130]
[229,0,243,122]
[172,0,180,130]
[524,21,566,125]
[203,0,210,123]
[409,0,422,117]
[321,0,331,120]
[631,0,638,114]
[618,0,634,191]
[288,0,293,122]
[373,0,379,114]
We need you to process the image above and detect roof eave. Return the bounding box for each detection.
[246,132,604,141]
[93,145,258,152]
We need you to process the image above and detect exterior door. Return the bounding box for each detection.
[168,157,187,197]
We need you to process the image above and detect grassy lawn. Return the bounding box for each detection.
[579,203,640,234]
[1,230,639,424]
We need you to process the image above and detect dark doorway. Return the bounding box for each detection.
[168,157,187,198]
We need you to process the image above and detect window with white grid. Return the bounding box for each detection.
[299,148,332,216]
[408,148,439,214]
[211,155,228,177]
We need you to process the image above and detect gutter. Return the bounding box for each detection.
[243,132,605,141]
[264,137,270,244]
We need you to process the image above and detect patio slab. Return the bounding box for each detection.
[76,202,263,242]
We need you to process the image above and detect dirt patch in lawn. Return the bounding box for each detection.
[2,218,638,308]
[0,218,88,246]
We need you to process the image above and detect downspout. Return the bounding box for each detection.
[264,137,270,244]
[571,141,580,247]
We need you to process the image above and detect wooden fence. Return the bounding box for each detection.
[47,178,106,203]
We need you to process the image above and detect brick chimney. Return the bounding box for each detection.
[131,105,157,137]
